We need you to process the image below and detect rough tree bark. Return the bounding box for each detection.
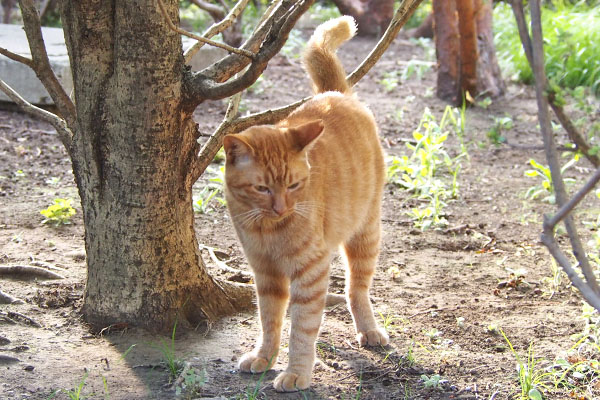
[432,0,505,105]
[331,0,394,36]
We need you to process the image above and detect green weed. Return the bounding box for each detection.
[40,198,76,226]
[152,321,184,383]
[420,374,447,390]
[387,106,466,230]
[193,166,226,214]
[500,328,553,400]
[524,156,578,204]
[487,115,513,146]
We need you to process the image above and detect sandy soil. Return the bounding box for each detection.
[1,30,599,400]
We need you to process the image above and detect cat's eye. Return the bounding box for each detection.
[288,182,300,190]
[255,185,270,194]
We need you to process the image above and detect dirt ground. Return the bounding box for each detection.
[1,29,600,400]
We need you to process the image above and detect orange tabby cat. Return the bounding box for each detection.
[223,16,388,392]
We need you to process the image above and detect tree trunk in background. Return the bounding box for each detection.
[432,0,505,105]
[331,0,393,36]
[456,0,478,96]
[432,0,461,104]
[59,0,245,332]
[474,0,506,98]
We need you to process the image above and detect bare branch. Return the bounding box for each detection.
[157,0,254,59]
[185,0,314,102]
[0,79,72,148]
[198,0,289,83]
[190,0,225,20]
[347,0,425,85]
[184,0,250,63]
[18,0,76,128]
[526,0,600,298]
[546,168,600,229]
[0,46,33,67]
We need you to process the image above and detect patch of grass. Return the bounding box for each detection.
[40,198,76,226]
[494,1,600,95]
[152,321,184,384]
[500,328,552,400]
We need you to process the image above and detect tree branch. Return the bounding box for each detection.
[184,0,314,102]
[0,79,72,148]
[525,0,600,301]
[184,0,250,63]
[190,0,225,20]
[157,0,254,59]
[18,0,76,128]
[0,46,33,67]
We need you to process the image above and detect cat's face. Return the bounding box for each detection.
[224,121,323,225]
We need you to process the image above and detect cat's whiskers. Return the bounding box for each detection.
[234,208,265,228]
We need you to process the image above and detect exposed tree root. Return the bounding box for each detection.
[0,354,20,364]
[0,265,65,280]
[0,290,24,304]
[1,311,42,328]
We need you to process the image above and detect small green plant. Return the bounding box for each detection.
[378,311,397,334]
[152,321,184,383]
[524,156,577,204]
[193,166,226,214]
[243,355,275,400]
[500,328,552,400]
[487,115,513,146]
[40,198,76,226]
[175,366,206,398]
[424,328,443,343]
[387,106,466,230]
[379,71,399,92]
[420,374,447,390]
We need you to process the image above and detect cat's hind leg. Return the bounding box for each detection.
[343,215,389,347]
[239,268,289,374]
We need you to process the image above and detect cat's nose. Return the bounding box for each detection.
[272,196,287,216]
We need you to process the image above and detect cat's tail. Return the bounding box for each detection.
[303,16,356,95]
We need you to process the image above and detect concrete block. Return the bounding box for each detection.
[0,23,228,106]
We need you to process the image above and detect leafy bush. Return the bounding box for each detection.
[494,1,600,95]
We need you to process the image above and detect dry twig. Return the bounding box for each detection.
[184,0,251,62]
[157,0,254,59]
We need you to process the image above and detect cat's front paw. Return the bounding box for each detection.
[238,352,273,374]
[357,327,390,347]
[273,370,311,392]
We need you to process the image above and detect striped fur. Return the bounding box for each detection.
[224,16,388,393]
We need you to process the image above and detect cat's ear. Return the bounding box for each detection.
[289,120,324,151]
[223,134,254,166]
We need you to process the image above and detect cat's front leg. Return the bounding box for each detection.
[239,268,289,374]
[273,253,330,392]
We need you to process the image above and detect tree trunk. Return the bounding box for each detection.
[432,0,460,104]
[474,0,505,97]
[432,0,504,105]
[59,0,245,331]
[456,0,478,96]
[331,0,393,36]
